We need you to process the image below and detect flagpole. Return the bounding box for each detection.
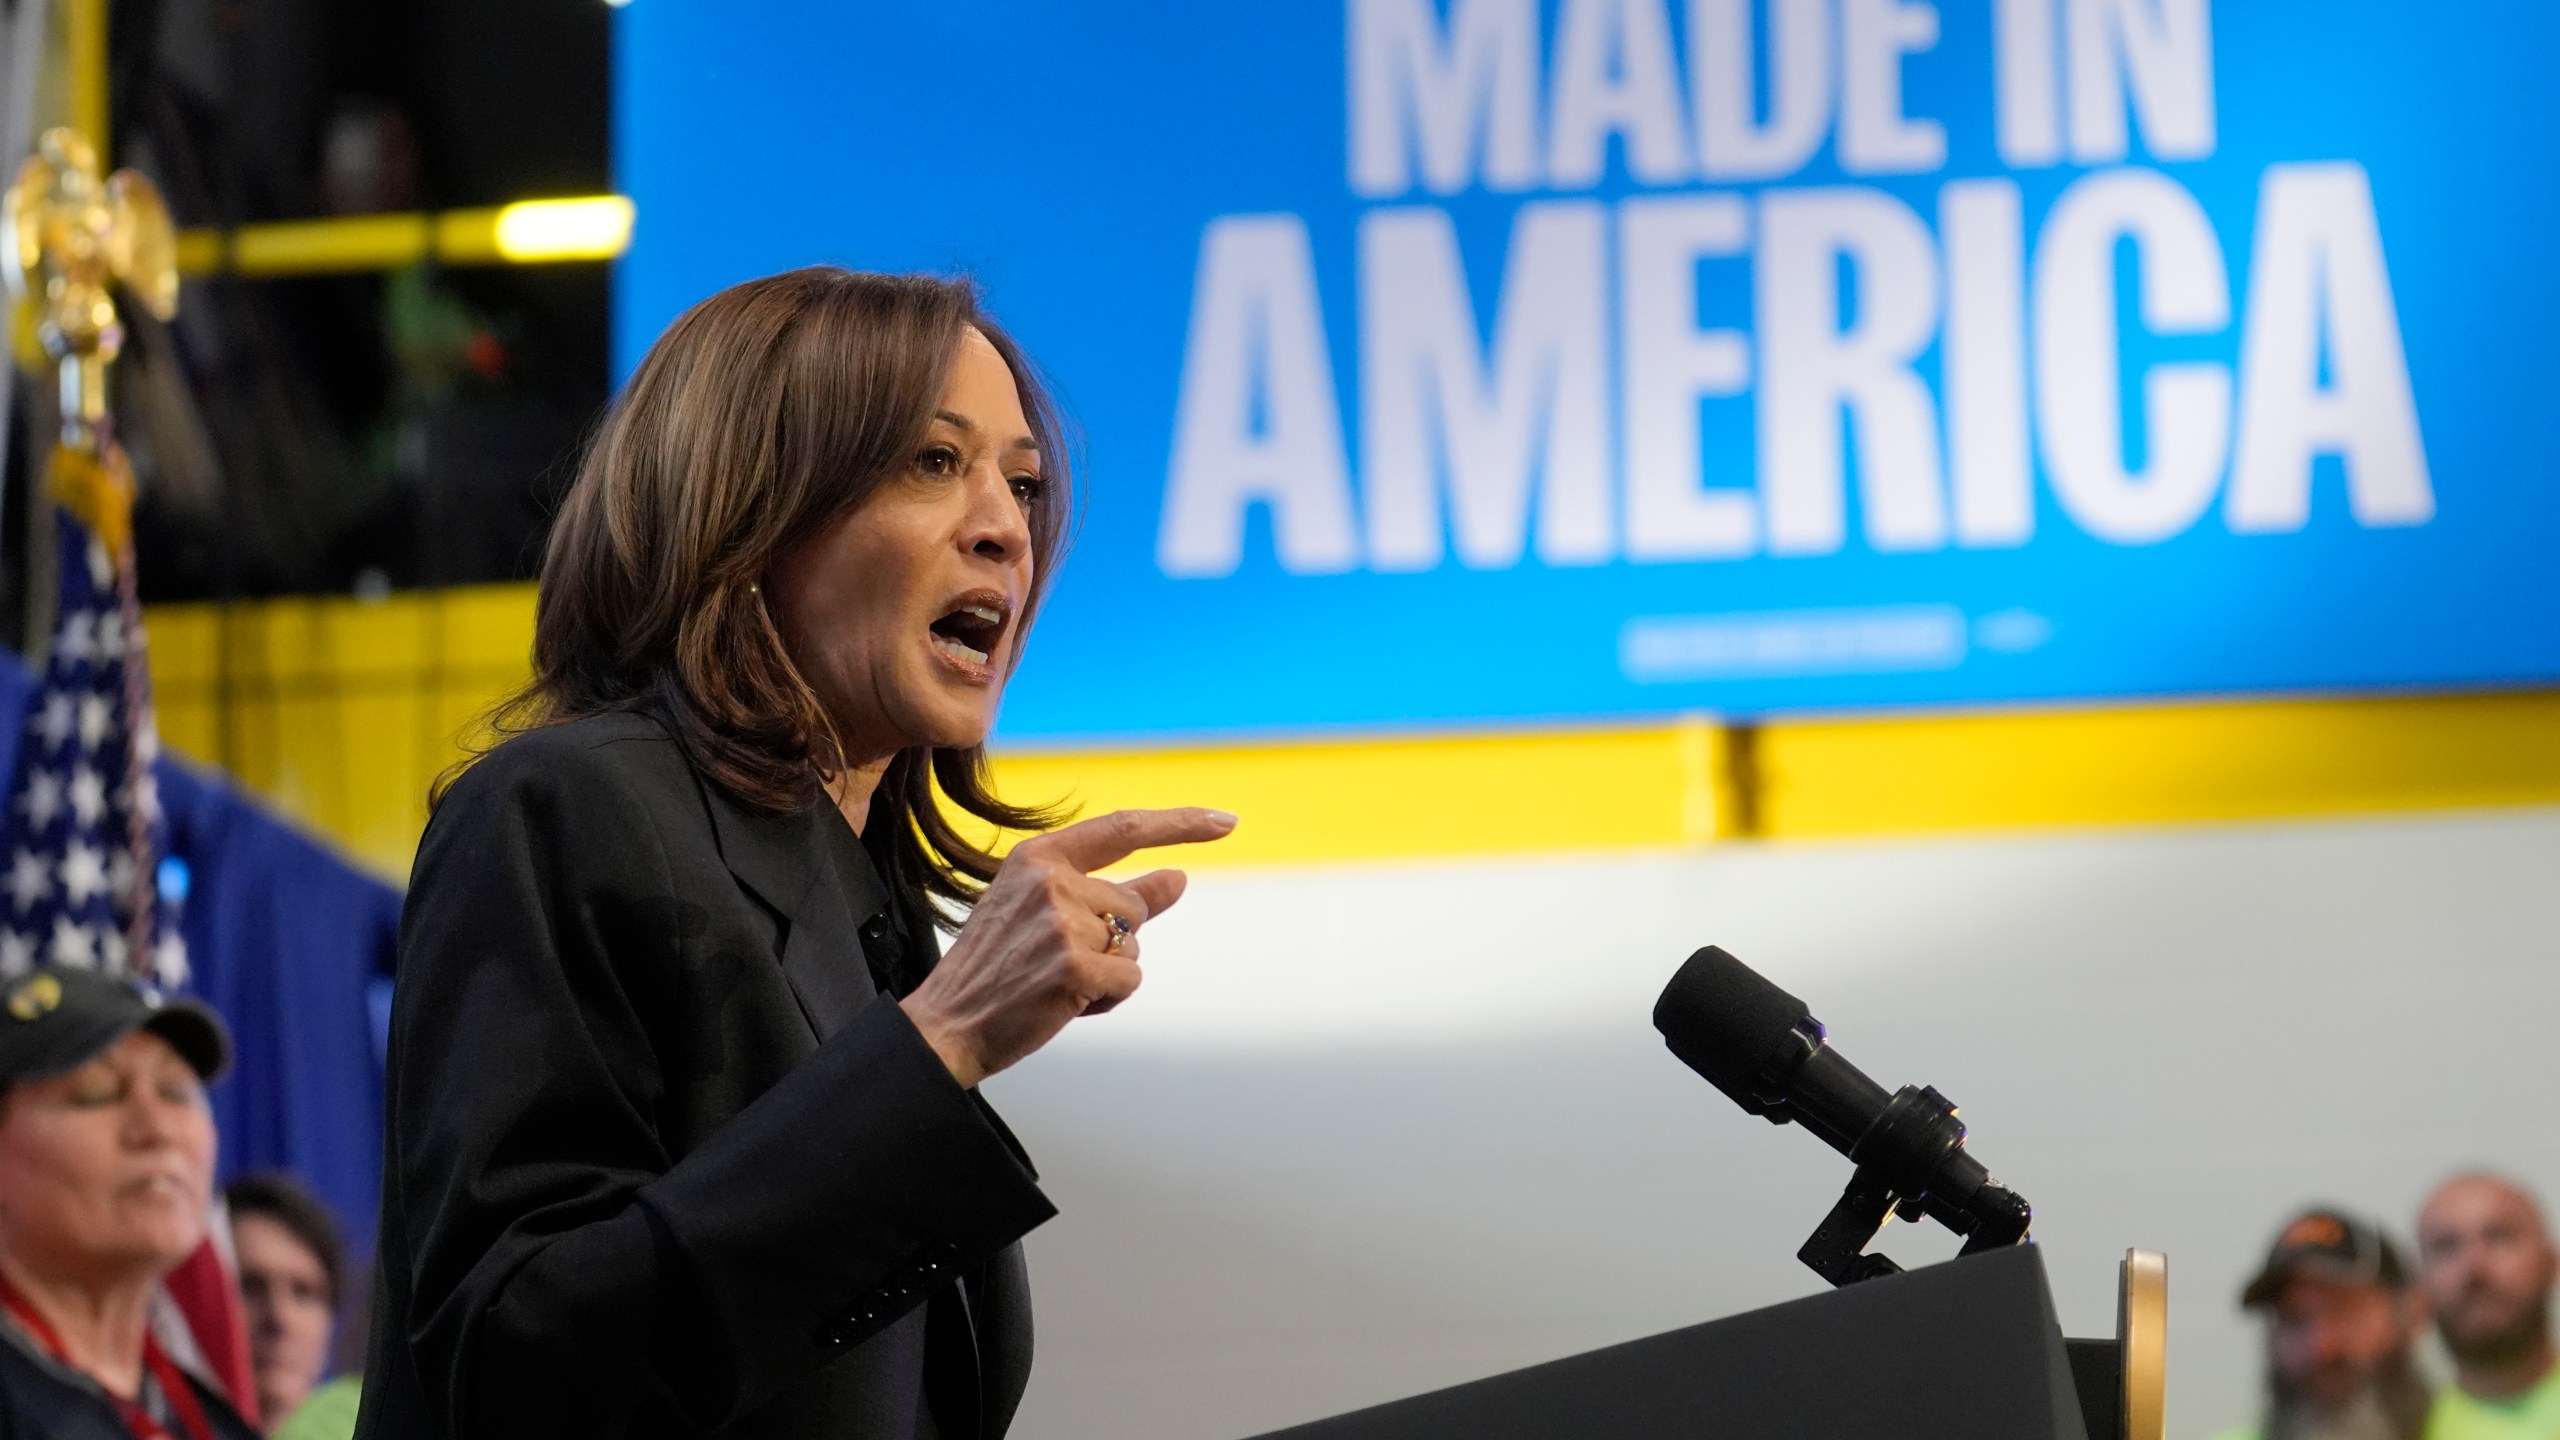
[62,0,104,158]
[1,126,177,971]
[0,106,259,1427]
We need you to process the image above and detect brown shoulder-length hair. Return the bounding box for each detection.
[470,266,1072,919]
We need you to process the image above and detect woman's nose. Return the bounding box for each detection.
[123,1099,169,1148]
[964,466,1033,562]
[123,1090,196,1149]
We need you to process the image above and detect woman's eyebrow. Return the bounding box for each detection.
[934,410,1039,454]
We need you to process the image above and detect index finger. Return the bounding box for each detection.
[1035,807,1237,874]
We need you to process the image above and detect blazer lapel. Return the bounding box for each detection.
[698,766,996,1430]
[699,781,876,1042]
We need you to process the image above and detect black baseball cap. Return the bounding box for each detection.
[2241,1207,2409,1307]
[0,967,230,1092]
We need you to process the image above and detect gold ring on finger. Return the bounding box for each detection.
[1102,912,1134,953]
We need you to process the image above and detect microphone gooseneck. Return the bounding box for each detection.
[1652,945,2033,1287]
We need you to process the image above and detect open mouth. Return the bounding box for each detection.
[928,595,1010,671]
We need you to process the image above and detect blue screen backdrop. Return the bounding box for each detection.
[616,1,2560,741]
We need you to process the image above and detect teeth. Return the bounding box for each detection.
[934,635,989,666]
[963,604,1003,625]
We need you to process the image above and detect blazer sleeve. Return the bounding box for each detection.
[385,736,1055,1438]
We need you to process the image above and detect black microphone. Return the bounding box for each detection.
[1652,945,2031,1285]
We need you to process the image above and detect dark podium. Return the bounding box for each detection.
[1247,1245,2165,1440]
[1249,946,2171,1440]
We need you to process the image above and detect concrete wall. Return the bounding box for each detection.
[989,806,2560,1440]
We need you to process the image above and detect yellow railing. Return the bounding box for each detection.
[174,196,635,278]
[140,585,2560,884]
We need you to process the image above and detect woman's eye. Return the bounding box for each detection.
[1009,474,1046,506]
[917,444,962,476]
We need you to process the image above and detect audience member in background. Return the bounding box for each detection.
[229,1172,359,1438]
[0,966,259,1437]
[2216,1208,2434,1440]
[2417,1172,2560,1438]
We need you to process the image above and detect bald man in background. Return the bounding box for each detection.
[2417,1173,2560,1439]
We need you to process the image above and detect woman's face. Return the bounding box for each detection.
[770,326,1043,763]
[0,1031,215,1287]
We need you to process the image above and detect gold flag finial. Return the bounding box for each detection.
[0,126,178,453]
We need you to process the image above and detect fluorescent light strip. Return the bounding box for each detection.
[493,196,635,262]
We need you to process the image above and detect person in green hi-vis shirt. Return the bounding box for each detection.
[273,1375,361,1440]
[231,1174,361,1440]
[2416,1174,2560,1440]
[2209,1207,2432,1440]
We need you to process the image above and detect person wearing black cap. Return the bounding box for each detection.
[2212,1207,2434,1440]
[0,965,259,1440]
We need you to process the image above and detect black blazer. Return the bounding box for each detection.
[355,709,1056,1440]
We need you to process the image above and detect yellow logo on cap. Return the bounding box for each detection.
[6,973,61,1021]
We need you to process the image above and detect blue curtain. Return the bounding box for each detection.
[0,651,400,1255]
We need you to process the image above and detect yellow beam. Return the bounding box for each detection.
[986,720,1729,869]
[178,196,634,278]
[137,581,2560,882]
[172,229,222,275]
[996,690,2560,865]
[1753,690,2560,838]
[229,213,432,275]
[434,209,501,266]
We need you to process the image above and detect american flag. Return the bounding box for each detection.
[0,456,183,986]
[0,443,257,1421]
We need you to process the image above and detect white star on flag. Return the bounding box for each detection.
[152,932,187,988]
[0,930,31,976]
[21,769,63,828]
[56,612,94,664]
[99,928,127,972]
[34,693,73,752]
[67,766,106,828]
[47,915,94,968]
[94,612,123,659]
[59,842,108,906]
[6,851,48,914]
[76,694,111,750]
[105,850,135,913]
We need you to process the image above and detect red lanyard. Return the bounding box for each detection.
[0,1270,215,1440]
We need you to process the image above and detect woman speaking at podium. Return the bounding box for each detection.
[356,268,1233,1439]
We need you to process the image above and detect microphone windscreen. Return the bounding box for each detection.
[1652,946,1813,1112]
